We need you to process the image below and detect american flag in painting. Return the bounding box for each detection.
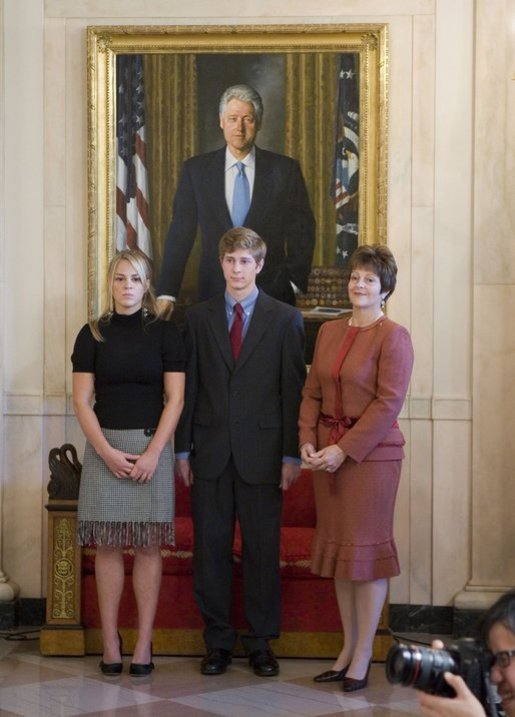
[332,54,359,266]
[116,55,152,257]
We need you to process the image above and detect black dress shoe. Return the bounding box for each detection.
[200,648,232,675]
[129,643,154,676]
[99,659,123,676]
[342,662,371,692]
[313,666,349,683]
[129,660,154,676]
[99,632,123,675]
[248,648,279,677]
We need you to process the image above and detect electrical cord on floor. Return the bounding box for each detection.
[386,626,450,647]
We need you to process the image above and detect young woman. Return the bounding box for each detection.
[72,249,185,675]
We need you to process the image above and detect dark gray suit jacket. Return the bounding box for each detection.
[157,146,315,303]
[175,291,306,483]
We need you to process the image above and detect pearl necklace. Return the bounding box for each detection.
[349,311,384,328]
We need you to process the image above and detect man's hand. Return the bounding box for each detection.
[156,298,174,320]
[418,643,484,717]
[176,458,194,487]
[280,462,301,490]
[418,672,485,717]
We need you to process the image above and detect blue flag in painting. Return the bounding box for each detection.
[332,54,359,266]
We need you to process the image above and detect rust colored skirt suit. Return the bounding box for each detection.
[298,316,414,581]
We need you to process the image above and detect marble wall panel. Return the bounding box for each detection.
[408,420,433,604]
[474,0,515,285]
[411,207,434,399]
[391,420,411,603]
[385,15,414,336]
[3,0,45,396]
[64,19,89,354]
[433,0,473,400]
[432,420,472,605]
[412,15,435,209]
[472,284,515,585]
[3,417,44,596]
[44,19,66,207]
[44,207,66,399]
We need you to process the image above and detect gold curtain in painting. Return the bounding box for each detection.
[143,55,198,289]
[284,54,338,267]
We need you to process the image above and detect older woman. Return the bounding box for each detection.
[72,249,185,676]
[299,244,414,692]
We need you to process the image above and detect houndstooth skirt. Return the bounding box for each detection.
[77,428,174,547]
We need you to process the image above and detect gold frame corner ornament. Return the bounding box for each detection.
[87,23,389,319]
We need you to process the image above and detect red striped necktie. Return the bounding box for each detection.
[230,302,244,360]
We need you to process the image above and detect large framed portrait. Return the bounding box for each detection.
[87,24,388,318]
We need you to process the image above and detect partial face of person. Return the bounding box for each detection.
[111,259,148,314]
[221,249,263,297]
[219,99,259,158]
[488,622,515,717]
[348,264,387,312]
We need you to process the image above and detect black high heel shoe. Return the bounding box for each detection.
[313,665,349,682]
[129,643,154,676]
[342,661,372,692]
[99,632,123,676]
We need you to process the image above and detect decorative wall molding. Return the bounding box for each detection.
[3,393,471,421]
[3,394,69,416]
[44,0,436,21]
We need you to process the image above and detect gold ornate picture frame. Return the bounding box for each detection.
[87,24,388,317]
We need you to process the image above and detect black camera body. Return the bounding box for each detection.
[385,639,498,714]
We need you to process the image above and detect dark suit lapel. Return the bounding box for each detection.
[206,295,233,370]
[235,291,274,370]
[203,148,233,228]
[246,147,274,226]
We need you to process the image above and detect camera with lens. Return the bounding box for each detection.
[385,639,500,716]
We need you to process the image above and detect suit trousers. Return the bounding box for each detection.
[191,458,283,654]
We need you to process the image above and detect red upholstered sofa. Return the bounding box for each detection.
[80,469,391,658]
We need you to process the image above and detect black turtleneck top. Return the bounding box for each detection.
[71,310,186,430]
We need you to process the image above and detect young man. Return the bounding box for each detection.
[175,227,306,677]
[419,589,515,717]
[156,84,315,307]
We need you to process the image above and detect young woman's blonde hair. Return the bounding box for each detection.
[89,249,158,341]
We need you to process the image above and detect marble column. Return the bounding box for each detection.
[0,470,20,603]
[0,0,20,611]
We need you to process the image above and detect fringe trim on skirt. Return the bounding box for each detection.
[77,520,174,548]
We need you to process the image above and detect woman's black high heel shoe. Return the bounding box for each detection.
[99,633,123,675]
[129,643,154,676]
[342,661,372,692]
[313,665,349,682]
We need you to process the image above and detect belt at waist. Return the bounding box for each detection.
[319,413,358,445]
[319,412,399,446]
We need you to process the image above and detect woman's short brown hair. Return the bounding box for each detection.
[349,244,398,300]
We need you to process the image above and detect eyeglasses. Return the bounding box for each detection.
[491,649,515,668]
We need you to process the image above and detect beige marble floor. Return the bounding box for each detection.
[0,631,439,717]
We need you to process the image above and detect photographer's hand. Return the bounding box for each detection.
[418,672,486,717]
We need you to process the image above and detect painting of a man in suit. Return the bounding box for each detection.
[156,84,315,311]
[174,227,306,677]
